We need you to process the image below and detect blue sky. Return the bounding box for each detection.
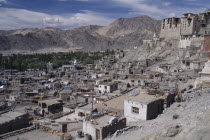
[0,0,209,30]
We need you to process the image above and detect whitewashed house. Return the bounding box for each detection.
[124,93,162,123]
[98,82,118,94]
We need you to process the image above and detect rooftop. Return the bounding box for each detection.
[62,65,73,67]
[96,95,127,110]
[183,13,194,15]
[78,103,95,112]
[38,98,63,105]
[99,81,118,86]
[126,93,160,104]
[94,115,113,127]
[4,129,61,140]
[0,111,26,124]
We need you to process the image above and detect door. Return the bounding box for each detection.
[62,124,67,133]
[96,129,100,140]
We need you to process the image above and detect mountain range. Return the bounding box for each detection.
[0,16,161,52]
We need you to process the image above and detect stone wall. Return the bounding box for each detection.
[179,36,192,49]
[83,117,126,140]
[67,122,82,132]
[101,118,126,140]
[160,17,181,40]
[179,35,204,49]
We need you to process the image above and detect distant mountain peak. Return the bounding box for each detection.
[97,15,161,38]
[0,15,161,52]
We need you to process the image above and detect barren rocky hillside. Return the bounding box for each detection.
[0,16,161,52]
[110,88,210,140]
[120,39,180,63]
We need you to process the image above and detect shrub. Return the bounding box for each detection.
[173,114,179,119]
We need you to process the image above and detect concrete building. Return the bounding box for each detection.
[25,90,39,96]
[143,34,162,48]
[0,102,7,111]
[124,93,162,123]
[38,98,64,115]
[75,104,96,119]
[96,95,127,116]
[190,60,205,71]
[5,94,20,102]
[62,65,75,72]
[0,112,32,135]
[47,62,53,71]
[9,78,23,86]
[156,63,172,74]
[95,96,108,104]
[83,115,126,140]
[59,90,73,101]
[98,82,118,94]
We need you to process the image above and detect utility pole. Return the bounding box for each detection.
[91,92,93,116]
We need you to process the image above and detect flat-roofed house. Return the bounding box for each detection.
[98,82,118,94]
[0,112,32,135]
[38,98,63,115]
[124,93,162,123]
[83,115,126,140]
[59,89,73,101]
[96,95,127,116]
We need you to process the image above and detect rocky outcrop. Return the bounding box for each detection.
[109,88,210,140]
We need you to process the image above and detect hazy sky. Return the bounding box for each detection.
[0,0,208,29]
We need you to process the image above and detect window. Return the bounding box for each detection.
[132,106,139,114]
[42,103,47,108]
